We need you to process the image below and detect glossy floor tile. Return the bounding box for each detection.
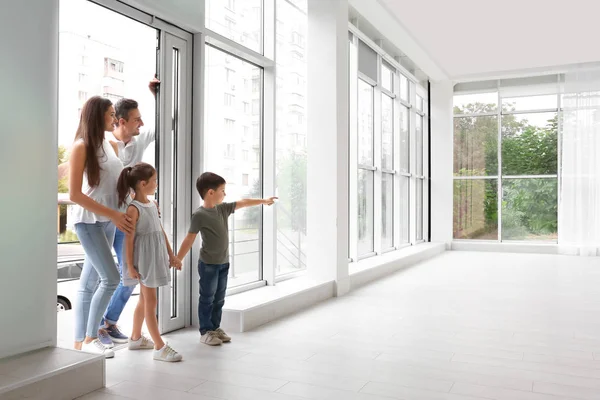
[78,252,600,400]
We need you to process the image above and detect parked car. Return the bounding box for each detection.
[57,243,138,312]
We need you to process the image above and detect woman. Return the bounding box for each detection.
[69,96,134,358]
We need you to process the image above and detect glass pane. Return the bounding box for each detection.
[381,94,393,170]
[358,79,374,165]
[205,45,262,287]
[416,179,423,241]
[275,0,307,276]
[501,112,558,176]
[400,74,409,102]
[399,105,409,172]
[416,94,424,112]
[502,95,558,112]
[287,0,307,12]
[206,0,262,53]
[416,114,423,176]
[453,179,498,240]
[358,168,374,255]
[381,61,393,92]
[454,92,498,114]
[382,173,394,249]
[453,115,498,177]
[399,176,410,244]
[502,178,557,241]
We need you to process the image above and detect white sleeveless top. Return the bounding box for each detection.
[71,139,124,224]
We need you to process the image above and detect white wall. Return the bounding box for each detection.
[429,81,454,246]
[306,0,350,294]
[0,0,59,358]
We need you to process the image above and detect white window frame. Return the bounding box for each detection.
[452,82,560,244]
[348,27,430,265]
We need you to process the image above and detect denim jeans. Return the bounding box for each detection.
[198,261,229,334]
[101,228,135,326]
[74,222,120,341]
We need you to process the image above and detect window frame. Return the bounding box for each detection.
[348,29,430,265]
[452,87,560,243]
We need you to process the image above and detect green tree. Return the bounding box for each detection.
[453,102,558,240]
[243,151,307,235]
[276,151,307,234]
[58,145,68,193]
[244,178,262,228]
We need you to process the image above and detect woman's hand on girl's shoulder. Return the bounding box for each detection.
[112,209,135,234]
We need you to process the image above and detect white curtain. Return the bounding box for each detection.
[559,69,600,256]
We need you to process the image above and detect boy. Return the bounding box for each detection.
[177,172,276,345]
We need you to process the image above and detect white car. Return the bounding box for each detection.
[57,243,138,311]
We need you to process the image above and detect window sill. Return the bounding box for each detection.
[451,241,559,254]
[224,275,333,312]
[348,242,446,289]
[349,242,443,275]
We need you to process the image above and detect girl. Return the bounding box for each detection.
[117,162,183,362]
[69,96,134,358]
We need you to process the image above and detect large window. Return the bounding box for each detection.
[204,45,263,287]
[206,0,262,54]
[275,0,308,277]
[349,32,429,264]
[357,79,375,255]
[204,0,308,287]
[453,87,559,241]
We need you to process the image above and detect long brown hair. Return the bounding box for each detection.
[117,162,156,207]
[75,96,113,187]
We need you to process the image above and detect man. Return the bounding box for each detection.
[99,77,161,346]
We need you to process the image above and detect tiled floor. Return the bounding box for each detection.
[77,251,600,400]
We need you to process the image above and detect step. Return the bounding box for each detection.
[0,347,104,400]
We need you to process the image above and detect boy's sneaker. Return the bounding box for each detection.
[215,328,231,343]
[128,335,155,350]
[153,344,182,362]
[105,324,129,344]
[81,339,115,359]
[98,329,114,348]
[200,331,222,346]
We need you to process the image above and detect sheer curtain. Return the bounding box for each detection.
[559,69,600,256]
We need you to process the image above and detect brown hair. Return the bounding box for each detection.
[74,96,113,187]
[196,172,226,199]
[114,98,139,121]
[117,162,156,207]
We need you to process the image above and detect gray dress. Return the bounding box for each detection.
[123,200,171,288]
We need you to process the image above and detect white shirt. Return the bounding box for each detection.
[107,128,155,167]
[71,139,124,224]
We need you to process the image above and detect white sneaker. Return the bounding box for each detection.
[128,335,155,350]
[215,328,231,343]
[81,339,115,358]
[153,344,182,362]
[200,331,222,346]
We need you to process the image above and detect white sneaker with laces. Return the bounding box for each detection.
[215,328,231,343]
[200,331,222,346]
[81,339,115,358]
[128,335,155,350]
[153,344,182,362]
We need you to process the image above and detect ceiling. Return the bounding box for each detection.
[378,0,600,81]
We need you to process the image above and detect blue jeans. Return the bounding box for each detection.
[74,222,120,341]
[198,262,229,334]
[101,228,135,326]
